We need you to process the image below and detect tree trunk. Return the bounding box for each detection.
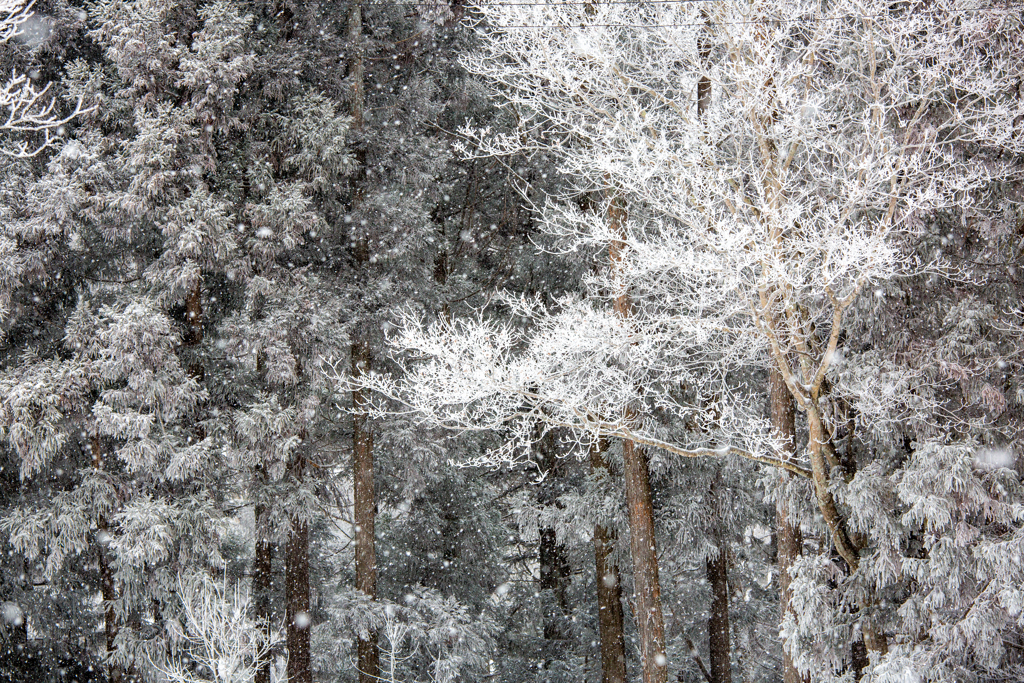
[539,526,570,641]
[353,340,379,683]
[771,369,806,683]
[591,442,627,683]
[90,437,122,683]
[185,278,203,345]
[347,5,378,679]
[254,500,274,683]
[806,408,859,572]
[695,29,732,683]
[536,429,570,647]
[608,193,667,683]
[97,516,120,683]
[347,1,364,132]
[621,437,668,683]
[286,513,311,683]
[706,475,732,683]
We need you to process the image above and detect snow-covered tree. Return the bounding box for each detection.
[154,573,278,683]
[363,1,1024,681]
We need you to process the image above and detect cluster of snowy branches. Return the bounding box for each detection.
[358,1,1024,681]
[0,1,1022,683]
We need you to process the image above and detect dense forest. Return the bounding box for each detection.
[0,1,1022,682]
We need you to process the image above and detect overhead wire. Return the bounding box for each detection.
[474,5,1024,29]
[352,0,1024,30]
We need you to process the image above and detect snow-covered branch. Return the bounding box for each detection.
[340,308,810,478]
[0,0,91,157]
[150,574,279,683]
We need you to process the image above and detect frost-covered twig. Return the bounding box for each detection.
[0,0,92,157]
[150,574,279,683]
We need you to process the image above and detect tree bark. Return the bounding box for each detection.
[347,1,364,132]
[286,510,311,683]
[609,193,667,683]
[254,500,274,683]
[185,278,203,345]
[591,442,627,683]
[90,437,122,683]
[622,437,668,683]
[806,408,859,572]
[536,429,570,647]
[771,369,806,683]
[695,36,733,682]
[352,340,379,683]
[539,526,570,641]
[695,29,732,683]
[706,475,732,683]
[97,516,120,683]
[347,4,378,679]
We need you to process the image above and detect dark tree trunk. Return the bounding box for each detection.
[347,4,377,679]
[347,1,364,132]
[591,442,627,683]
[771,368,806,683]
[706,476,732,683]
[536,429,570,645]
[539,526,571,641]
[609,193,667,683]
[353,340,379,683]
[9,567,26,644]
[695,34,732,683]
[621,438,667,683]
[98,517,119,682]
[286,513,311,683]
[90,437,122,683]
[254,500,274,683]
[185,279,203,344]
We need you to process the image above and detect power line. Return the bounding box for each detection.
[474,4,1023,29]
[417,0,719,5]
[363,0,1013,5]
[355,0,1024,30]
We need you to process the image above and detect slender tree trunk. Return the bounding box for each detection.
[539,526,570,641]
[621,437,667,683]
[353,340,379,683]
[536,429,570,647]
[706,474,732,683]
[98,516,120,683]
[608,193,667,683]
[90,437,122,683]
[771,369,805,683]
[185,278,203,344]
[591,442,627,683]
[348,1,364,133]
[254,500,274,683]
[806,408,859,571]
[694,31,733,682]
[286,510,311,683]
[347,5,378,680]
[10,563,26,644]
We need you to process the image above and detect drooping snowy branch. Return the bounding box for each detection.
[0,0,91,157]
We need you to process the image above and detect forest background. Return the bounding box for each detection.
[0,1,1022,683]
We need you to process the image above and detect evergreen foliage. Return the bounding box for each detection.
[0,2,1021,683]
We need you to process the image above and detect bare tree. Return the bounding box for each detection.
[152,574,279,683]
[355,0,1023,678]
